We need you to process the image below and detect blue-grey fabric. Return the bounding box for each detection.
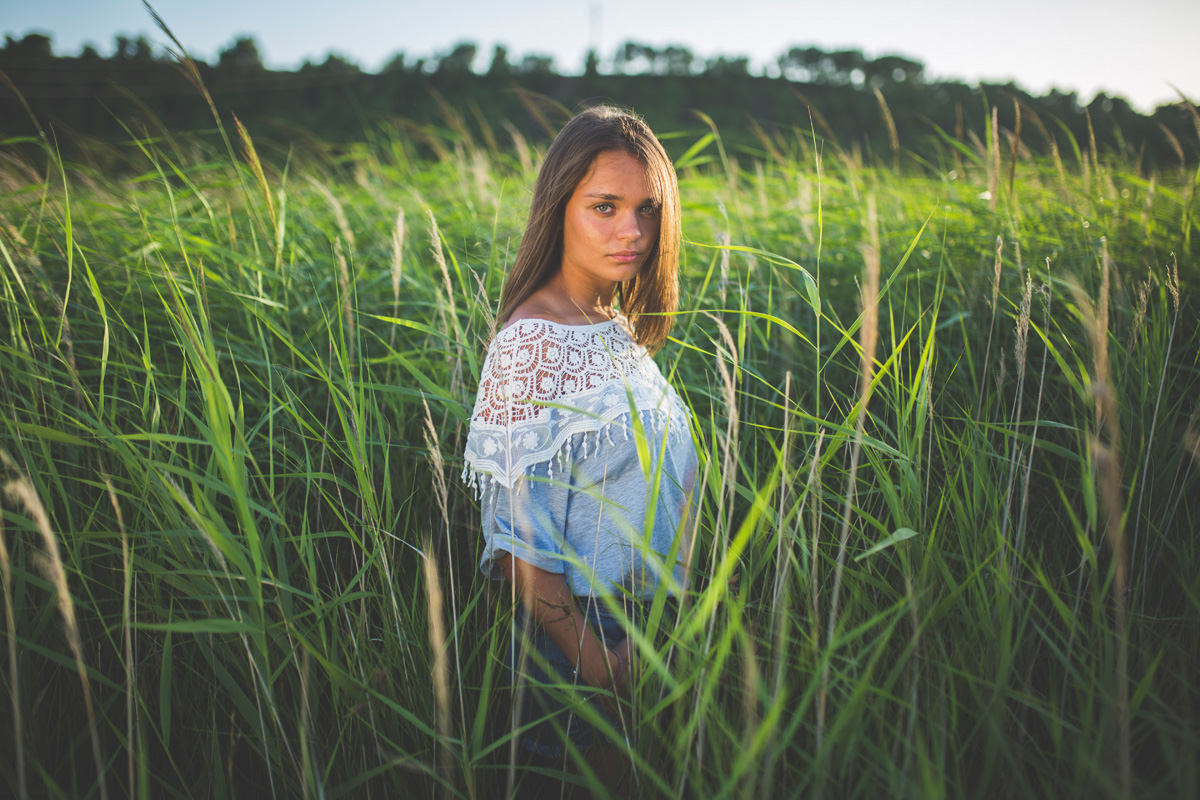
[479,419,697,598]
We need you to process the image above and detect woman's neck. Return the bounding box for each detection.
[543,271,618,322]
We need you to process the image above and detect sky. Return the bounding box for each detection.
[3,0,1197,113]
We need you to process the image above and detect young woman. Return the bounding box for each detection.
[462,105,698,793]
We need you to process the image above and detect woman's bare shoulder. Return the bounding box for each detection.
[504,289,573,329]
[504,285,616,329]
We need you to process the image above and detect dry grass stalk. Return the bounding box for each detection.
[333,238,356,361]
[807,429,826,648]
[0,214,81,394]
[470,269,497,343]
[1157,123,1186,181]
[708,312,741,547]
[818,193,881,767]
[104,475,136,799]
[1132,254,1182,596]
[765,374,800,794]
[1167,252,1180,311]
[510,86,567,138]
[790,88,840,149]
[1070,239,1130,798]
[995,347,1007,397]
[422,546,452,800]
[977,236,1004,414]
[0,502,27,799]
[1125,278,1151,352]
[3,473,108,800]
[873,87,900,170]
[1184,408,1200,467]
[1086,109,1101,186]
[739,626,762,800]
[299,650,312,800]
[427,85,476,153]
[1007,99,1023,197]
[1015,271,1033,375]
[989,106,1000,211]
[421,398,474,798]
[717,232,731,307]
[428,209,459,332]
[232,114,277,232]
[771,372,794,618]
[953,102,964,174]
[309,177,355,251]
[0,67,45,140]
[501,121,533,174]
[389,208,405,349]
[1020,100,1066,187]
[1015,262,1053,559]
[144,3,244,177]
[999,271,1033,578]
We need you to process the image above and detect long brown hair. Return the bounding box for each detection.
[497,105,681,353]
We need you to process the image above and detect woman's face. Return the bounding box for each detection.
[559,150,661,294]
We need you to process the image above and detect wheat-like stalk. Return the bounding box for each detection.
[0,496,26,800]
[233,114,277,232]
[977,235,1004,414]
[817,194,880,787]
[873,87,900,170]
[1070,239,1130,798]
[3,472,108,800]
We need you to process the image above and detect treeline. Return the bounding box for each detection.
[2,32,1197,170]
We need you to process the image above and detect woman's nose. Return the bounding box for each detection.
[617,211,643,241]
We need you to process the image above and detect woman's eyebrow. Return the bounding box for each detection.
[584,192,657,202]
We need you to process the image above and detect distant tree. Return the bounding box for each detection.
[79,43,101,60]
[866,54,924,86]
[217,36,264,71]
[437,42,477,75]
[115,34,155,61]
[4,33,53,59]
[300,53,361,75]
[517,54,554,76]
[704,55,749,78]
[381,52,407,73]
[780,46,852,83]
[828,49,864,85]
[777,47,809,82]
[1043,88,1083,116]
[583,49,599,77]
[487,45,512,78]
[614,42,655,75]
[662,45,695,76]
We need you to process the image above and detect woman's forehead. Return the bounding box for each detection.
[575,150,659,197]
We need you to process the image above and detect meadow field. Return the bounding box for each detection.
[0,89,1197,798]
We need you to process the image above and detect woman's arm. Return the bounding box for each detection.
[497,553,630,692]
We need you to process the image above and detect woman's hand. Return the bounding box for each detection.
[498,553,630,693]
[610,635,635,695]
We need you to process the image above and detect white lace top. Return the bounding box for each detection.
[463,315,698,597]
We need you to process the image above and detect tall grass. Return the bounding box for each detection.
[0,92,1197,799]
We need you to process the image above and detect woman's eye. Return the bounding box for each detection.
[640,204,659,216]
[595,203,613,213]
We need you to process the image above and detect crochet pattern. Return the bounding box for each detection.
[463,315,691,491]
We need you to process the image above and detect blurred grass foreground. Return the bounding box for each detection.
[0,65,1198,799]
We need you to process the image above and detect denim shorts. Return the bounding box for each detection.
[506,598,633,759]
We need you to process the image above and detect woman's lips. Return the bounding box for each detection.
[610,251,641,263]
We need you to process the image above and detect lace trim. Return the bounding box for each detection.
[462,316,690,490]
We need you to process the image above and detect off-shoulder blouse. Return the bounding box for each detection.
[462,315,698,598]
